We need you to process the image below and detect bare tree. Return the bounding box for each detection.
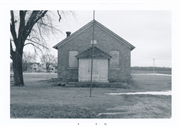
[22,51,37,71]
[40,54,56,72]
[10,10,70,86]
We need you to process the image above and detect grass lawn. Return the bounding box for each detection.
[10,73,171,118]
[131,74,171,92]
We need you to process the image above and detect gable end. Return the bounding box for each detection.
[53,20,135,50]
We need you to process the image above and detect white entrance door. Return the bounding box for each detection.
[78,59,108,82]
[98,59,108,82]
[79,59,90,82]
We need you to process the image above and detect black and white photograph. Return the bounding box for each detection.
[0,1,179,126]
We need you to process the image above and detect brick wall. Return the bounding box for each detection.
[58,23,132,82]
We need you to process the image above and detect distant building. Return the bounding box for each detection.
[27,62,40,72]
[40,63,58,72]
[49,65,58,72]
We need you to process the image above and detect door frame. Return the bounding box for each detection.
[78,58,108,82]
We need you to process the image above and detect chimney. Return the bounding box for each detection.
[66,31,71,37]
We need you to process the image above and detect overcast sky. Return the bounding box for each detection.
[35,10,171,67]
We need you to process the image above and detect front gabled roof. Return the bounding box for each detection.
[76,46,111,59]
[53,20,135,50]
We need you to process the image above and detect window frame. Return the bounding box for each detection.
[68,51,78,68]
[110,50,120,68]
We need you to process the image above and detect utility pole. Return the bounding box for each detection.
[90,10,95,97]
[153,58,155,73]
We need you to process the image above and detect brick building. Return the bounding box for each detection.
[27,62,40,72]
[53,20,135,82]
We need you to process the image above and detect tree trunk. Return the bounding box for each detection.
[13,49,24,86]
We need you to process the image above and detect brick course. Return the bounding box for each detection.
[57,21,134,82]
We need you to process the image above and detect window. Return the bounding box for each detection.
[110,51,119,67]
[69,51,78,67]
[91,40,97,44]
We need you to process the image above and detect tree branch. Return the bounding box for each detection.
[24,11,48,41]
[10,11,17,46]
[10,39,15,60]
[37,21,60,32]
[18,11,26,43]
[57,10,61,22]
[36,22,45,42]
[24,42,43,54]
[25,39,49,49]
[29,36,40,41]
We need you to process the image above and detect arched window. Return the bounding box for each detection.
[69,51,78,67]
[110,51,119,68]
